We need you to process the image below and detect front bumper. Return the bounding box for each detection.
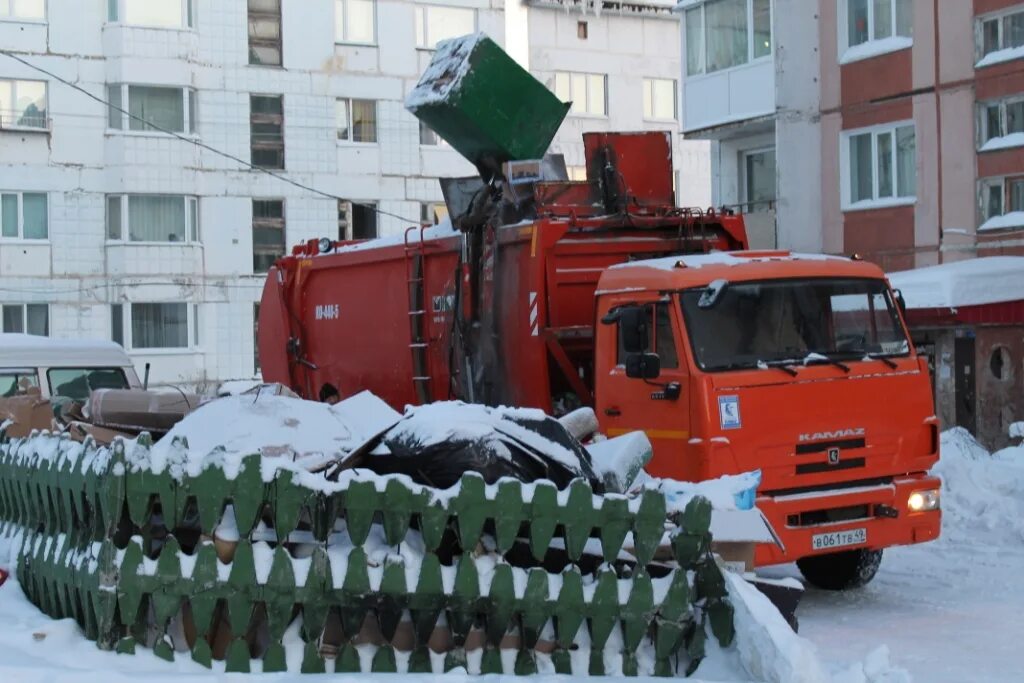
[754,474,941,566]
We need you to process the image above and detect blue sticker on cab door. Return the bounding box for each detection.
[718,395,741,430]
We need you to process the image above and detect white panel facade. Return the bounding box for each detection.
[1,0,714,388]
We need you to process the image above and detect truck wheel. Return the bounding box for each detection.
[796,548,882,591]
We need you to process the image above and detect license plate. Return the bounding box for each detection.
[811,528,867,551]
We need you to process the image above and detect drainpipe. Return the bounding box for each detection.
[933,0,944,253]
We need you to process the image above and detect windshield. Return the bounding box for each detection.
[47,367,130,401]
[680,278,910,372]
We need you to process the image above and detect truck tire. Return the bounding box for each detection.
[796,548,883,591]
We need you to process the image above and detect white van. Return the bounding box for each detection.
[0,334,142,401]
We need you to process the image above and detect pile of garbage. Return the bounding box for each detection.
[0,386,810,678]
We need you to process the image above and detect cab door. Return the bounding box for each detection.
[594,295,692,480]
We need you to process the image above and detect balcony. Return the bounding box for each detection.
[682,59,775,137]
[0,109,50,134]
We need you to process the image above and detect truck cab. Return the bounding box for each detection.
[594,251,941,589]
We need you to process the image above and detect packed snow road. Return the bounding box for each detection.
[766,428,1024,682]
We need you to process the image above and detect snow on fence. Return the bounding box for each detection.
[0,427,736,677]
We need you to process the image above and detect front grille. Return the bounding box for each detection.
[787,503,871,527]
[795,437,866,455]
[795,457,866,475]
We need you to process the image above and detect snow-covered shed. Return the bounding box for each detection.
[888,256,1024,449]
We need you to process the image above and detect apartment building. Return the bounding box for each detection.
[0,0,698,389]
[680,0,1024,444]
[680,0,1024,267]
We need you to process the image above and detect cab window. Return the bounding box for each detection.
[615,302,679,369]
[47,368,130,401]
[0,370,39,397]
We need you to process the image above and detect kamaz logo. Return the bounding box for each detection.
[315,304,340,320]
[798,428,866,442]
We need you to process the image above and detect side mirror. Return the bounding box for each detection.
[893,288,907,315]
[618,306,650,354]
[625,352,661,379]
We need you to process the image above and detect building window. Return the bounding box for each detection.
[842,122,915,209]
[248,0,282,66]
[106,195,199,243]
[419,120,449,147]
[107,85,196,134]
[335,0,375,44]
[643,78,676,120]
[108,0,192,28]
[977,7,1024,67]
[553,72,607,117]
[336,98,377,143]
[339,200,377,240]
[420,202,448,225]
[577,21,588,39]
[685,0,772,76]
[250,94,285,169]
[0,79,47,130]
[1,192,47,240]
[979,176,1024,231]
[839,0,912,62]
[979,97,1024,151]
[0,0,44,21]
[1,304,48,336]
[743,148,775,210]
[415,5,476,49]
[253,199,285,272]
[122,303,190,349]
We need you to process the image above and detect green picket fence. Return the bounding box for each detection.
[0,427,735,676]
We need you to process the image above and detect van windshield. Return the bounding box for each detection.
[47,368,130,401]
[679,278,910,372]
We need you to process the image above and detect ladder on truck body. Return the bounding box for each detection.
[404,225,434,404]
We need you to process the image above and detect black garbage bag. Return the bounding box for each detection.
[362,402,604,492]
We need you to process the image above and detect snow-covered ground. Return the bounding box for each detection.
[1,428,1019,681]
[765,428,1024,682]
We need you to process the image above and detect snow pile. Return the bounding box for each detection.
[887,256,1024,309]
[934,427,1024,543]
[149,393,356,473]
[385,401,576,467]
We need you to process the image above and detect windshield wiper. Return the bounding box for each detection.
[804,353,851,373]
[758,359,799,377]
[861,351,898,369]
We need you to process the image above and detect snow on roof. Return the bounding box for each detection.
[0,334,133,369]
[888,257,1024,309]
[609,251,847,272]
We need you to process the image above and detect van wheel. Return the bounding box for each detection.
[797,549,883,591]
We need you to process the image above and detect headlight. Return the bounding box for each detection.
[318,237,333,254]
[908,489,940,512]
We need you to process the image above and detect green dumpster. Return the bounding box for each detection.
[405,32,571,170]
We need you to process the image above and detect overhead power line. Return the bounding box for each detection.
[0,48,421,225]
